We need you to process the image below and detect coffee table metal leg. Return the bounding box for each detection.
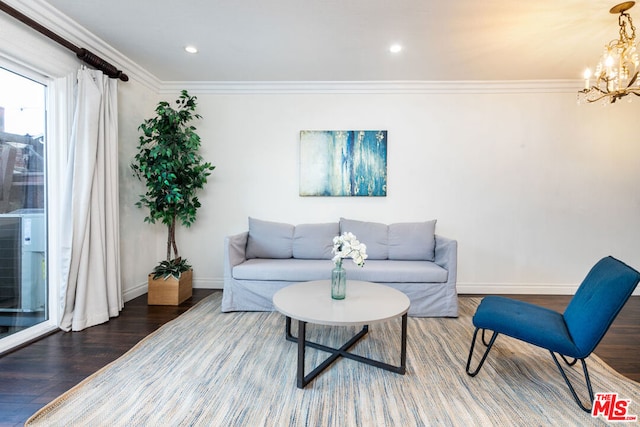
[284,315,408,388]
[297,320,306,388]
[400,313,407,372]
[285,316,295,341]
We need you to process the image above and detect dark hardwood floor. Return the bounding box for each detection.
[0,291,637,426]
[0,289,216,426]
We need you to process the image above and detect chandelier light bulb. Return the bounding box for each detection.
[583,68,592,89]
[605,55,615,67]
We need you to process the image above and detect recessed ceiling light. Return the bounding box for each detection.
[185,46,198,54]
[389,44,403,53]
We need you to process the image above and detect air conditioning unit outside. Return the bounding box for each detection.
[0,209,45,314]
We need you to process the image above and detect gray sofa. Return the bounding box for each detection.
[222,217,458,317]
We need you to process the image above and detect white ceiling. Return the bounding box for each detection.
[42,0,629,82]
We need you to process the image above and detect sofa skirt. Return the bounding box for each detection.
[221,278,458,317]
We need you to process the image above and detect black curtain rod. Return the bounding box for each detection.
[0,1,128,82]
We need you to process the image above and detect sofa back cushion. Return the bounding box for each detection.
[340,218,389,259]
[246,217,438,261]
[388,220,437,261]
[293,223,338,259]
[246,217,294,259]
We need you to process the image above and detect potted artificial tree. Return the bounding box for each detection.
[131,90,215,305]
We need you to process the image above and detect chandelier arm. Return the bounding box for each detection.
[591,79,610,92]
[579,89,612,103]
[585,94,612,103]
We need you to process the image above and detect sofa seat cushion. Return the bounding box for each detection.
[234,259,335,282]
[342,260,448,283]
[233,259,448,283]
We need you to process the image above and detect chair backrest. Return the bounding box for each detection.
[564,256,640,358]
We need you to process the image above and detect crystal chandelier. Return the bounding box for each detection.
[578,1,640,104]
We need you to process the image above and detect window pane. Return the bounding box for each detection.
[0,67,47,338]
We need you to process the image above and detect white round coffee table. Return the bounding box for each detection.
[273,280,410,388]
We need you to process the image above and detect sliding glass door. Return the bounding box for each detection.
[0,67,47,340]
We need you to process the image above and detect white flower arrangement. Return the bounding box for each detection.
[332,232,368,268]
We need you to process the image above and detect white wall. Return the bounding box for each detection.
[5,1,639,298]
[116,83,163,300]
[166,86,640,294]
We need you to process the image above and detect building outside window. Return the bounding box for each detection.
[0,66,47,341]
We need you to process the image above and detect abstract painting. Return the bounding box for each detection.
[299,130,387,197]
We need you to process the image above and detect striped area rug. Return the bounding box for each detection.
[27,293,640,426]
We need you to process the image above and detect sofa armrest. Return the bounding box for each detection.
[224,231,249,280]
[434,235,458,285]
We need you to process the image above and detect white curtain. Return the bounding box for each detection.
[59,67,122,332]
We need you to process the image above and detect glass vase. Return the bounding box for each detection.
[331,265,346,300]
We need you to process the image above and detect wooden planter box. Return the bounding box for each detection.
[148,269,193,305]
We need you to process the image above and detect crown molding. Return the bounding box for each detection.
[159,79,582,95]
[4,0,162,92]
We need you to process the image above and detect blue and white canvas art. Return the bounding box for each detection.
[299,130,387,197]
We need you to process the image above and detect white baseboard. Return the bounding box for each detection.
[122,282,148,303]
[193,278,224,289]
[458,282,640,296]
[122,277,224,303]
[124,279,639,301]
[456,282,578,295]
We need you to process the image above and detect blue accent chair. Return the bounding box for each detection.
[465,256,640,412]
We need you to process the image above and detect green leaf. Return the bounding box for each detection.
[151,257,192,280]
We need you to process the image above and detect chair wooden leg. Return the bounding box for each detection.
[466,328,499,377]
[550,352,594,413]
